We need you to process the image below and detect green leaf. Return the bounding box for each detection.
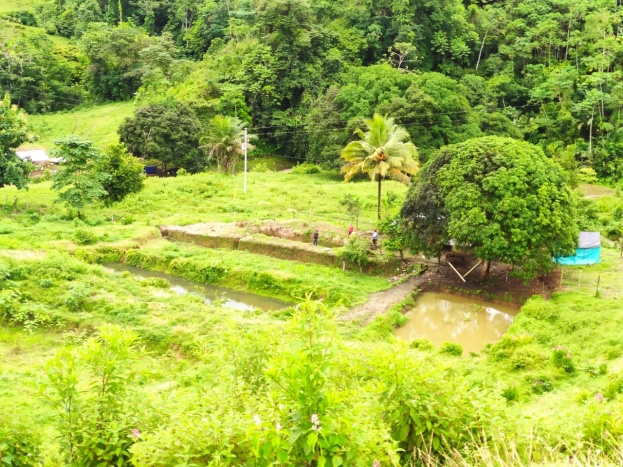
[432,436,440,451]
[333,455,344,466]
[307,431,318,451]
[398,424,409,441]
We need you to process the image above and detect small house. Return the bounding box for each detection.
[16,149,53,167]
[554,232,601,265]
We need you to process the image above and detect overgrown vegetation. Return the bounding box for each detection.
[4,0,623,464]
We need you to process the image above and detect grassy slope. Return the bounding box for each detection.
[0,20,71,47]
[0,0,47,13]
[0,171,400,302]
[28,101,136,150]
[1,171,404,228]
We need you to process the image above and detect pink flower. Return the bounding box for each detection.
[595,392,605,403]
[373,460,381,467]
[130,428,140,439]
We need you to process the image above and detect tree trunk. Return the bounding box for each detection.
[377,177,382,220]
[476,31,487,70]
[479,259,491,281]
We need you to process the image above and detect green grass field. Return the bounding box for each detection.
[0,20,71,46]
[0,0,47,13]
[27,101,136,151]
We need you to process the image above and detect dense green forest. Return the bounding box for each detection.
[3,0,623,177]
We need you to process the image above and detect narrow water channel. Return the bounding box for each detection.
[104,263,292,312]
[394,292,518,353]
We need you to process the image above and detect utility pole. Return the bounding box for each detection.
[243,127,248,194]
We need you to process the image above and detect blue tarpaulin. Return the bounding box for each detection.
[554,232,601,265]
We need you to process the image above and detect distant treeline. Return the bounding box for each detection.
[2,0,623,177]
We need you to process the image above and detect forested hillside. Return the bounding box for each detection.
[2,0,623,176]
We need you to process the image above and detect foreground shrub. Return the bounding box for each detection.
[0,413,41,467]
[377,343,504,460]
[39,325,140,466]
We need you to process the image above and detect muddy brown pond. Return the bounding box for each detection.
[104,263,292,312]
[394,292,518,353]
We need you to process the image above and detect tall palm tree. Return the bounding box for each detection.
[341,114,419,220]
[199,116,256,174]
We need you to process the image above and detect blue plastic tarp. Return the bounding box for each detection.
[554,247,601,265]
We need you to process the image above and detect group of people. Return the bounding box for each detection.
[312,226,378,246]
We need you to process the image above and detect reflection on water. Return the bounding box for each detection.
[394,292,518,353]
[104,263,291,312]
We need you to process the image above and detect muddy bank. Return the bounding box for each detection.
[161,222,401,273]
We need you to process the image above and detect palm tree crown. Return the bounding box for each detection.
[199,116,256,174]
[341,114,419,219]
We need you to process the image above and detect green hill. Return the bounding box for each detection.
[0,0,47,13]
[27,101,135,150]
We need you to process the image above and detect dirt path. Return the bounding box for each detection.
[339,275,425,324]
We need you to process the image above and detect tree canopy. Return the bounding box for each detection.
[402,136,578,279]
[0,94,32,189]
[118,100,202,172]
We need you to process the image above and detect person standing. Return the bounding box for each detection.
[348,224,354,236]
[313,229,319,246]
[372,229,378,246]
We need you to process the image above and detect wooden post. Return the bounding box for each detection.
[560,269,564,288]
[578,269,583,287]
[463,261,482,279]
[596,274,601,296]
[448,261,466,282]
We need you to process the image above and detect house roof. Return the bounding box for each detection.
[16,149,50,163]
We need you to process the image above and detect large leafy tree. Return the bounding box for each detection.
[402,136,578,280]
[341,114,419,220]
[199,116,255,174]
[118,100,203,172]
[52,136,107,214]
[52,138,143,213]
[0,93,32,189]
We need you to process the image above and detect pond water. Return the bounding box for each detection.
[104,263,292,312]
[394,292,518,353]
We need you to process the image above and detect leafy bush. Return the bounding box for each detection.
[291,163,321,174]
[509,346,547,370]
[63,283,92,312]
[378,346,503,460]
[140,277,169,288]
[530,377,553,395]
[551,345,575,374]
[40,325,140,466]
[73,229,98,245]
[440,342,463,356]
[501,386,518,402]
[0,415,42,467]
[252,162,273,173]
[410,338,434,351]
[169,258,227,284]
[338,236,370,269]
